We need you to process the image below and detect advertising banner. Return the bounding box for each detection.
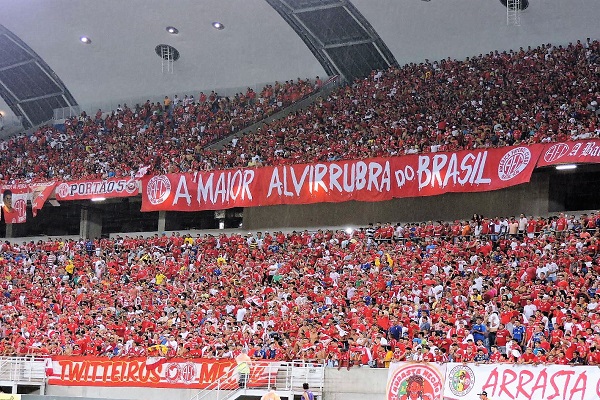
[54,177,139,201]
[538,139,600,167]
[444,362,598,400]
[141,144,545,211]
[0,184,28,224]
[47,357,278,389]
[387,362,599,400]
[387,362,447,400]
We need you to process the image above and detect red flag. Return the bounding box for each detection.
[31,181,57,217]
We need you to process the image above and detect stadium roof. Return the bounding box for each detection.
[0,0,598,129]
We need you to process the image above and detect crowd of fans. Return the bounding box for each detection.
[0,78,318,183]
[0,212,599,368]
[0,38,600,369]
[211,39,600,169]
[1,40,599,184]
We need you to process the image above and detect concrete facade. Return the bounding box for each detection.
[244,171,550,230]
[39,368,389,400]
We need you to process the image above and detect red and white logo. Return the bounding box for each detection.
[125,179,138,194]
[498,147,531,181]
[543,143,570,163]
[164,362,197,385]
[146,176,171,205]
[165,363,180,383]
[14,198,26,221]
[56,183,70,198]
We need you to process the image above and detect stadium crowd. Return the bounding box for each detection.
[0,78,318,183]
[0,212,600,368]
[0,38,599,369]
[211,39,600,169]
[0,40,599,184]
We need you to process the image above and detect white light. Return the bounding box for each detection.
[80,36,91,44]
[555,164,577,170]
[91,197,106,202]
[345,227,354,235]
[166,26,179,34]
[212,22,224,30]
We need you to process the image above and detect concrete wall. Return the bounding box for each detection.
[243,171,550,230]
[39,368,389,400]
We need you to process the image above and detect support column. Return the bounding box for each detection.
[5,223,13,238]
[80,207,103,239]
[158,210,166,232]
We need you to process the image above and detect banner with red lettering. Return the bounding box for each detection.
[444,363,597,400]
[0,184,27,224]
[54,178,139,201]
[141,144,545,211]
[48,357,279,389]
[30,181,57,216]
[538,139,600,167]
[387,362,446,400]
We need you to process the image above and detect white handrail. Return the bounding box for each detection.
[189,361,324,400]
[189,363,239,400]
[0,356,47,383]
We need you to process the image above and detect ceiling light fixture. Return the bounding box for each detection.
[212,22,225,30]
[166,26,179,34]
[80,36,91,44]
[555,164,577,170]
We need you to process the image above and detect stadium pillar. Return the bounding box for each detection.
[5,223,13,238]
[158,210,166,232]
[80,207,103,239]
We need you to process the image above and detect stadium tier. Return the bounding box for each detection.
[0,216,599,367]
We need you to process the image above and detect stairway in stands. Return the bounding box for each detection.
[189,361,324,400]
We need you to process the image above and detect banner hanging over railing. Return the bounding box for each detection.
[537,139,600,167]
[47,357,277,389]
[54,177,139,201]
[1,183,28,224]
[30,181,57,216]
[386,362,600,400]
[141,144,545,211]
[2,139,600,214]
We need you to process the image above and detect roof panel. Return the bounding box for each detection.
[284,0,341,8]
[327,42,388,82]
[19,94,67,126]
[0,34,30,69]
[295,8,370,46]
[0,63,61,101]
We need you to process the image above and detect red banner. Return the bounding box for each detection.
[141,144,545,211]
[443,362,600,400]
[1,184,28,224]
[538,139,600,167]
[30,181,57,216]
[54,177,139,201]
[48,357,278,389]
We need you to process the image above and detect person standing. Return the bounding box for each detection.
[261,386,281,400]
[236,348,252,388]
[302,383,314,400]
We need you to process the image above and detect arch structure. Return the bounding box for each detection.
[0,24,77,128]
[265,0,398,83]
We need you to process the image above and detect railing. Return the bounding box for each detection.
[0,356,47,383]
[53,105,81,121]
[189,361,324,400]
